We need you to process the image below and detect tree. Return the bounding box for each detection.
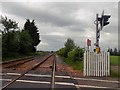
[113,48,117,56]
[1,16,19,57]
[118,50,120,56]
[108,48,113,55]
[24,19,40,52]
[19,30,32,54]
[1,16,18,33]
[57,48,66,56]
[64,38,75,57]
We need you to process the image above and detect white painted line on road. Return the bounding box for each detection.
[16,80,50,84]
[55,75,70,79]
[25,74,51,78]
[0,79,11,81]
[7,73,21,76]
[1,78,117,89]
[75,84,113,89]
[74,77,119,83]
[2,73,70,79]
[55,82,74,86]
[1,78,74,86]
[1,72,119,83]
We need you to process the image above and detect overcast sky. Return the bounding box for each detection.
[0,1,118,51]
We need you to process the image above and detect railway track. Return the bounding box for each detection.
[2,56,34,69]
[1,54,117,90]
[1,53,56,90]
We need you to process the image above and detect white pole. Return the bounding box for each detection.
[103,52,105,76]
[99,53,101,76]
[88,52,90,76]
[84,51,86,76]
[105,53,108,76]
[101,52,104,76]
[108,52,110,76]
[98,54,100,76]
[86,51,88,76]
[95,54,97,76]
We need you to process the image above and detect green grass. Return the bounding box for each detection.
[110,56,120,65]
[110,55,120,77]
[61,56,83,70]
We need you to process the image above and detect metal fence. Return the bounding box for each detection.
[84,51,110,76]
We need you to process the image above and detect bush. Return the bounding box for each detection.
[68,46,84,62]
[57,48,66,57]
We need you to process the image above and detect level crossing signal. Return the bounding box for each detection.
[95,11,111,54]
[98,11,111,29]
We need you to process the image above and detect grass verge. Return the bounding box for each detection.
[60,56,83,70]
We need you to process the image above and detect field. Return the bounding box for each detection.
[110,56,120,65]
[110,56,120,77]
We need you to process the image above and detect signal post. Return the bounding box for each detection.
[95,11,111,53]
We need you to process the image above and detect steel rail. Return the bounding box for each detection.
[4,59,34,68]
[51,54,56,90]
[1,53,54,90]
[1,56,33,64]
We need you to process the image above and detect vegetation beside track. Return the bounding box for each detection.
[2,51,48,62]
[1,16,40,60]
[60,56,83,70]
[57,38,84,70]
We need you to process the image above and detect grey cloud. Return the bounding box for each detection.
[2,2,82,27]
[1,2,118,51]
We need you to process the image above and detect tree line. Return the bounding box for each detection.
[1,16,40,58]
[108,48,120,56]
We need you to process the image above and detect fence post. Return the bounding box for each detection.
[84,51,86,76]
[108,52,110,76]
[106,52,107,76]
[93,53,96,76]
[88,51,90,76]
[103,52,105,76]
[100,53,102,76]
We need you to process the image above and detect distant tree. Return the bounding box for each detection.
[108,48,113,55]
[64,38,75,57]
[118,50,120,56]
[24,19,40,52]
[113,48,117,56]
